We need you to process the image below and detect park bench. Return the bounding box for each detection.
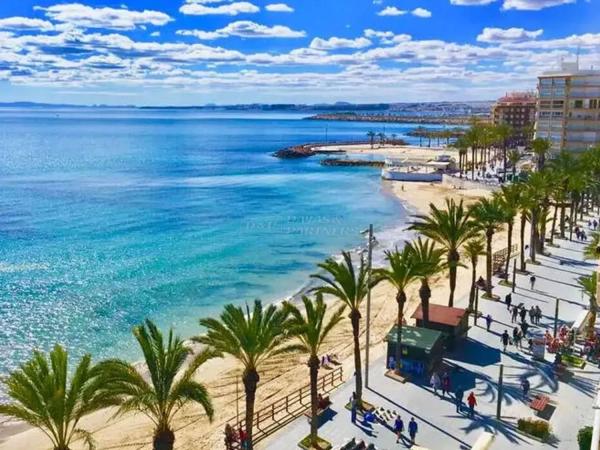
[529,394,550,414]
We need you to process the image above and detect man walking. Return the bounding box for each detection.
[511,305,519,323]
[530,275,536,291]
[501,329,510,352]
[505,293,512,310]
[485,313,493,332]
[455,386,464,413]
[350,394,357,424]
[467,392,477,418]
[408,417,418,445]
[521,378,530,398]
[394,415,404,443]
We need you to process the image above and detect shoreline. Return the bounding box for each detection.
[0,171,500,450]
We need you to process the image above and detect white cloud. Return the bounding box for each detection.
[450,0,497,5]
[37,3,172,30]
[180,1,260,15]
[377,6,407,16]
[310,37,372,50]
[411,7,432,17]
[0,17,55,31]
[265,3,294,12]
[477,27,543,43]
[177,21,305,39]
[502,0,575,9]
[364,29,411,45]
[150,31,161,37]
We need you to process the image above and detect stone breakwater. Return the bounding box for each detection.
[272,139,406,158]
[320,159,384,167]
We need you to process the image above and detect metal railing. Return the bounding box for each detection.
[492,244,519,274]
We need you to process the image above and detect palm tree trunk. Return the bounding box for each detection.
[485,231,493,297]
[471,148,476,179]
[243,369,260,450]
[560,200,566,238]
[469,262,477,311]
[395,291,406,374]
[502,144,507,183]
[350,309,363,403]
[569,200,575,241]
[308,355,319,446]
[550,204,558,245]
[504,222,513,277]
[519,212,526,272]
[448,249,459,307]
[153,427,175,450]
[530,209,538,263]
[539,205,548,253]
[419,280,431,327]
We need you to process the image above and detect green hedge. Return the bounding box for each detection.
[518,418,551,441]
[578,426,593,450]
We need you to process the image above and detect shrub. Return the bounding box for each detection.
[563,354,586,368]
[578,426,593,450]
[518,418,551,441]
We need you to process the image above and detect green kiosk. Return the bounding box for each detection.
[385,325,445,377]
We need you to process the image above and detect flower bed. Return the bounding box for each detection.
[562,353,586,369]
[299,435,332,450]
[518,418,551,441]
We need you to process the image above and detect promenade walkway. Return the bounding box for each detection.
[263,219,599,449]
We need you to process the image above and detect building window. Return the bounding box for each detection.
[574,100,583,108]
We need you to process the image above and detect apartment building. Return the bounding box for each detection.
[492,92,536,144]
[535,62,600,152]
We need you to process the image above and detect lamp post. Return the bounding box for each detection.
[496,364,504,420]
[474,286,480,326]
[365,224,373,388]
[553,298,560,338]
[512,259,517,292]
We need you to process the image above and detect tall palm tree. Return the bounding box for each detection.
[578,272,598,339]
[409,238,447,326]
[0,345,120,450]
[311,251,369,403]
[100,320,214,450]
[524,171,551,261]
[283,295,345,448]
[463,238,486,311]
[372,246,417,373]
[508,149,521,179]
[494,183,521,278]
[531,137,551,171]
[495,124,512,182]
[196,301,290,450]
[367,131,375,149]
[409,198,477,307]
[377,132,386,147]
[584,232,600,312]
[470,197,506,297]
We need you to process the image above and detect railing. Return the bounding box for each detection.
[226,366,344,445]
[492,244,519,274]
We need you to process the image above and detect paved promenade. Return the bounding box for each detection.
[264,219,599,449]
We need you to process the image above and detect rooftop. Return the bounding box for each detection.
[385,325,443,350]
[411,303,467,327]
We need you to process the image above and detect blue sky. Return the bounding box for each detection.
[0,0,598,105]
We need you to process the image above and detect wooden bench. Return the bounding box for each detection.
[529,394,550,413]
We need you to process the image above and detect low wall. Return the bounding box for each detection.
[441,174,499,192]
[382,169,443,182]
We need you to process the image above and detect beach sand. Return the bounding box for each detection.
[315,143,458,161]
[0,177,515,450]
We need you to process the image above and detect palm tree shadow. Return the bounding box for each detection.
[446,337,502,367]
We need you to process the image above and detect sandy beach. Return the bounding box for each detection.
[315,143,458,161]
[0,170,512,450]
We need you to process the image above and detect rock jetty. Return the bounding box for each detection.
[320,159,384,167]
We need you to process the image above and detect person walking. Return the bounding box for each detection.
[512,327,520,348]
[442,372,451,397]
[511,305,519,323]
[408,417,418,445]
[430,371,441,396]
[455,387,464,413]
[519,306,527,323]
[529,306,536,324]
[485,314,493,332]
[530,275,537,291]
[467,392,477,418]
[521,378,530,398]
[535,305,542,325]
[520,320,529,338]
[505,293,512,311]
[394,415,404,443]
[501,329,510,352]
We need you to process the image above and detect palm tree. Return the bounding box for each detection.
[311,251,369,403]
[101,320,214,450]
[367,131,375,149]
[524,171,551,261]
[0,345,120,450]
[578,272,598,339]
[463,238,486,311]
[372,246,417,373]
[494,183,521,278]
[283,295,344,448]
[470,197,506,297]
[409,237,446,326]
[409,198,477,307]
[377,132,386,147]
[495,124,512,182]
[196,301,290,450]
[531,137,551,171]
[584,232,600,313]
[508,149,521,179]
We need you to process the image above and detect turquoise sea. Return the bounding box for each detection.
[0,109,441,377]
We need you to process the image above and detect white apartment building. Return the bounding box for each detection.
[535,62,600,152]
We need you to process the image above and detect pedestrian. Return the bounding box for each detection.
[430,371,441,396]
[467,392,477,418]
[485,314,493,332]
[515,328,523,348]
[530,275,536,291]
[535,305,542,325]
[505,293,512,310]
[521,378,530,398]
[529,306,536,323]
[408,417,418,445]
[350,392,357,424]
[442,372,451,397]
[519,306,527,323]
[455,387,464,413]
[394,415,404,443]
[511,305,519,323]
[512,327,520,347]
[501,329,510,352]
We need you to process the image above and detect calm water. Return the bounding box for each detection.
[0,109,439,375]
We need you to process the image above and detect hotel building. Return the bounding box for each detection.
[535,62,600,152]
[492,92,536,144]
